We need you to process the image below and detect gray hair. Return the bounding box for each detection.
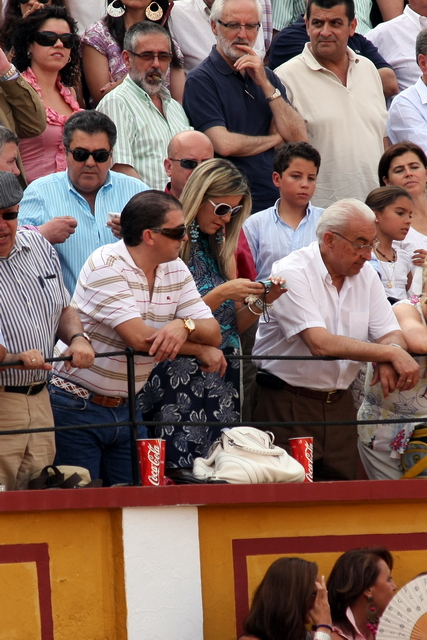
[416,27,427,59]
[316,198,375,242]
[0,126,19,154]
[210,0,263,23]
[63,111,117,149]
[123,20,171,52]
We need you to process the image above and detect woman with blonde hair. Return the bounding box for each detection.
[139,159,287,474]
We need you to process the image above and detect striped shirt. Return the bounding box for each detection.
[97,76,191,190]
[53,240,213,396]
[18,169,149,296]
[242,199,324,280]
[271,0,305,31]
[0,230,70,386]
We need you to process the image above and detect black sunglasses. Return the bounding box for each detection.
[19,0,49,3]
[33,31,75,48]
[208,199,243,217]
[66,147,112,163]
[151,225,187,240]
[0,211,18,220]
[168,158,203,170]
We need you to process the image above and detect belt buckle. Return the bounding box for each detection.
[27,383,41,396]
[111,397,123,408]
[326,390,338,404]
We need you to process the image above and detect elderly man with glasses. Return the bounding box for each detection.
[49,190,225,487]
[97,21,191,190]
[18,110,149,295]
[252,199,419,481]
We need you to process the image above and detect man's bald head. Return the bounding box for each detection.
[164,131,214,199]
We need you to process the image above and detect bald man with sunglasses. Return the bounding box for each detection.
[18,110,149,295]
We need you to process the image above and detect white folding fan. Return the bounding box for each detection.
[377,575,427,640]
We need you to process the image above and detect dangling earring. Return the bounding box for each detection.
[146,1,164,21]
[189,220,199,241]
[107,0,126,18]
[366,596,379,636]
[216,226,225,245]
[27,50,32,58]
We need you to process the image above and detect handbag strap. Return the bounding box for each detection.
[222,431,284,457]
[401,452,427,479]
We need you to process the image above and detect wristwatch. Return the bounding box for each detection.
[183,318,195,335]
[70,332,92,344]
[266,87,282,103]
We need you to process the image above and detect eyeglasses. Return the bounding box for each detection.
[217,20,261,32]
[208,199,243,217]
[151,224,187,240]
[33,31,75,48]
[168,158,205,170]
[127,50,173,62]
[65,147,112,163]
[0,211,18,220]
[19,0,49,3]
[332,231,380,252]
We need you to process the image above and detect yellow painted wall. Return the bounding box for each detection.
[198,501,427,640]
[0,509,127,640]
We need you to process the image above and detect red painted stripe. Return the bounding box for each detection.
[0,543,53,639]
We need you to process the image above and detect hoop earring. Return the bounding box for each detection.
[146,1,164,21]
[107,0,126,18]
[189,220,199,241]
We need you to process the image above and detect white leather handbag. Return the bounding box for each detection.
[193,427,306,484]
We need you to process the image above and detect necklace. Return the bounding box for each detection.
[375,246,396,263]
[374,248,396,289]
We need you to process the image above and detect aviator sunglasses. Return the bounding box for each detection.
[65,147,112,163]
[33,31,75,48]
[151,225,187,240]
[208,199,243,217]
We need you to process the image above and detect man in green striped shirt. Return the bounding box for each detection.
[97,21,191,190]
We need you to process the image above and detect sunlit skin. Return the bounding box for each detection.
[0,204,19,258]
[196,195,242,236]
[374,196,412,245]
[0,142,20,176]
[365,559,397,618]
[66,130,112,197]
[273,157,318,215]
[122,33,171,96]
[211,0,260,64]
[19,0,53,17]
[305,3,356,66]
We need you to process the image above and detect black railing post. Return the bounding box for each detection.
[126,347,141,486]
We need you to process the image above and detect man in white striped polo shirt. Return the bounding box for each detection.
[97,21,191,191]
[50,190,225,486]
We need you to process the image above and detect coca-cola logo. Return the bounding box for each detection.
[304,441,313,482]
[147,443,161,486]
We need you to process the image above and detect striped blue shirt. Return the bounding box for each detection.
[242,199,325,280]
[18,169,149,295]
[0,230,70,386]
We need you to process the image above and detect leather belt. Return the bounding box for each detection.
[1,382,46,396]
[49,375,126,408]
[256,370,344,404]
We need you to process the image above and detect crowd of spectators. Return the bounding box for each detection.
[1,0,426,489]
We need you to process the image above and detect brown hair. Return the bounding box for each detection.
[243,557,318,640]
[327,547,393,636]
[365,185,412,212]
[378,142,427,186]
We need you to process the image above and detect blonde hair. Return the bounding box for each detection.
[180,158,252,279]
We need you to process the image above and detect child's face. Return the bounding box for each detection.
[273,157,318,208]
[376,195,412,242]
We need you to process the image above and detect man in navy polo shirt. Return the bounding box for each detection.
[183,0,307,213]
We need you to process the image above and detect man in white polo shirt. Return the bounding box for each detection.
[49,190,225,486]
[252,199,419,481]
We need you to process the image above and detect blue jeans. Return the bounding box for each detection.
[49,385,148,486]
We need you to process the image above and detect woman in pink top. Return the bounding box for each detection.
[11,5,81,183]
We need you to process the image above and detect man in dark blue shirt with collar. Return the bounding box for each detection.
[183,0,307,213]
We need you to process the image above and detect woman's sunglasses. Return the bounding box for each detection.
[151,225,187,240]
[33,31,75,48]
[65,147,112,163]
[19,0,49,3]
[208,199,243,217]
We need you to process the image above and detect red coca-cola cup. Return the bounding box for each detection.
[289,437,314,483]
[137,439,166,486]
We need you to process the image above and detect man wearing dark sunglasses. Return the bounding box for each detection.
[50,190,226,487]
[19,110,149,295]
[96,21,191,190]
[164,130,214,199]
[0,171,95,491]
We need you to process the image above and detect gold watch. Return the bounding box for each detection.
[183,318,195,335]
